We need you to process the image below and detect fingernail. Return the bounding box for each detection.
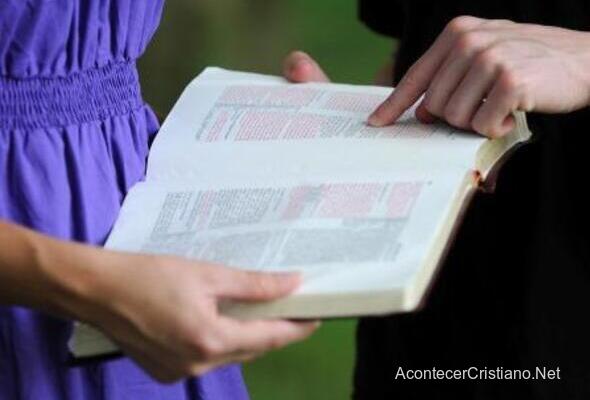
[291,59,310,75]
[367,113,382,127]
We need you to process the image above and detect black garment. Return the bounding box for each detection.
[355,1,590,399]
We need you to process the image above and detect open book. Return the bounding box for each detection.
[70,67,531,358]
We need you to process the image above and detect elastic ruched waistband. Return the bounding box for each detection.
[0,62,143,131]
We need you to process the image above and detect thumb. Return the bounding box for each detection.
[213,267,301,302]
[283,50,330,83]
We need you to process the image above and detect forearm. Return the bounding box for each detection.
[0,220,104,319]
[0,222,316,382]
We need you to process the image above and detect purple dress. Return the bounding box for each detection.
[0,1,249,399]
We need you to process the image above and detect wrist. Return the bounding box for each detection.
[33,236,111,322]
[0,221,125,325]
[0,223,80,315]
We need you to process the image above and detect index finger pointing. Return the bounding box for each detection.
[367,61,430,127]
[368,16,482,127]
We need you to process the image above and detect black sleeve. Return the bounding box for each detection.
[358,0,406,38]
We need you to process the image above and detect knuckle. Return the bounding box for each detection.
[186,331,223,360]
[423,94,441,117]
[474,48,501,69]
[454,31,481,54]
[446,16,478,35]
[444,107,466,128]
[497,68,521,93]
[484,18,513,28]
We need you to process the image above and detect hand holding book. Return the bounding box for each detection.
[71,65,531,358]
[77,253,317,382]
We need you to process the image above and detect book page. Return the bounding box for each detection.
[71,168,467,356]
[70,68,506,355]
[146,68,487,184]
[106,169,466,296]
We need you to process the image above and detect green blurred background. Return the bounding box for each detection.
[139,1,394,398]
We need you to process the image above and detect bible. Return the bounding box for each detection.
[70,67,531,358]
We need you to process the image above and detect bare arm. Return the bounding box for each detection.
[0,220,317,382]
[0,220,91,314]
